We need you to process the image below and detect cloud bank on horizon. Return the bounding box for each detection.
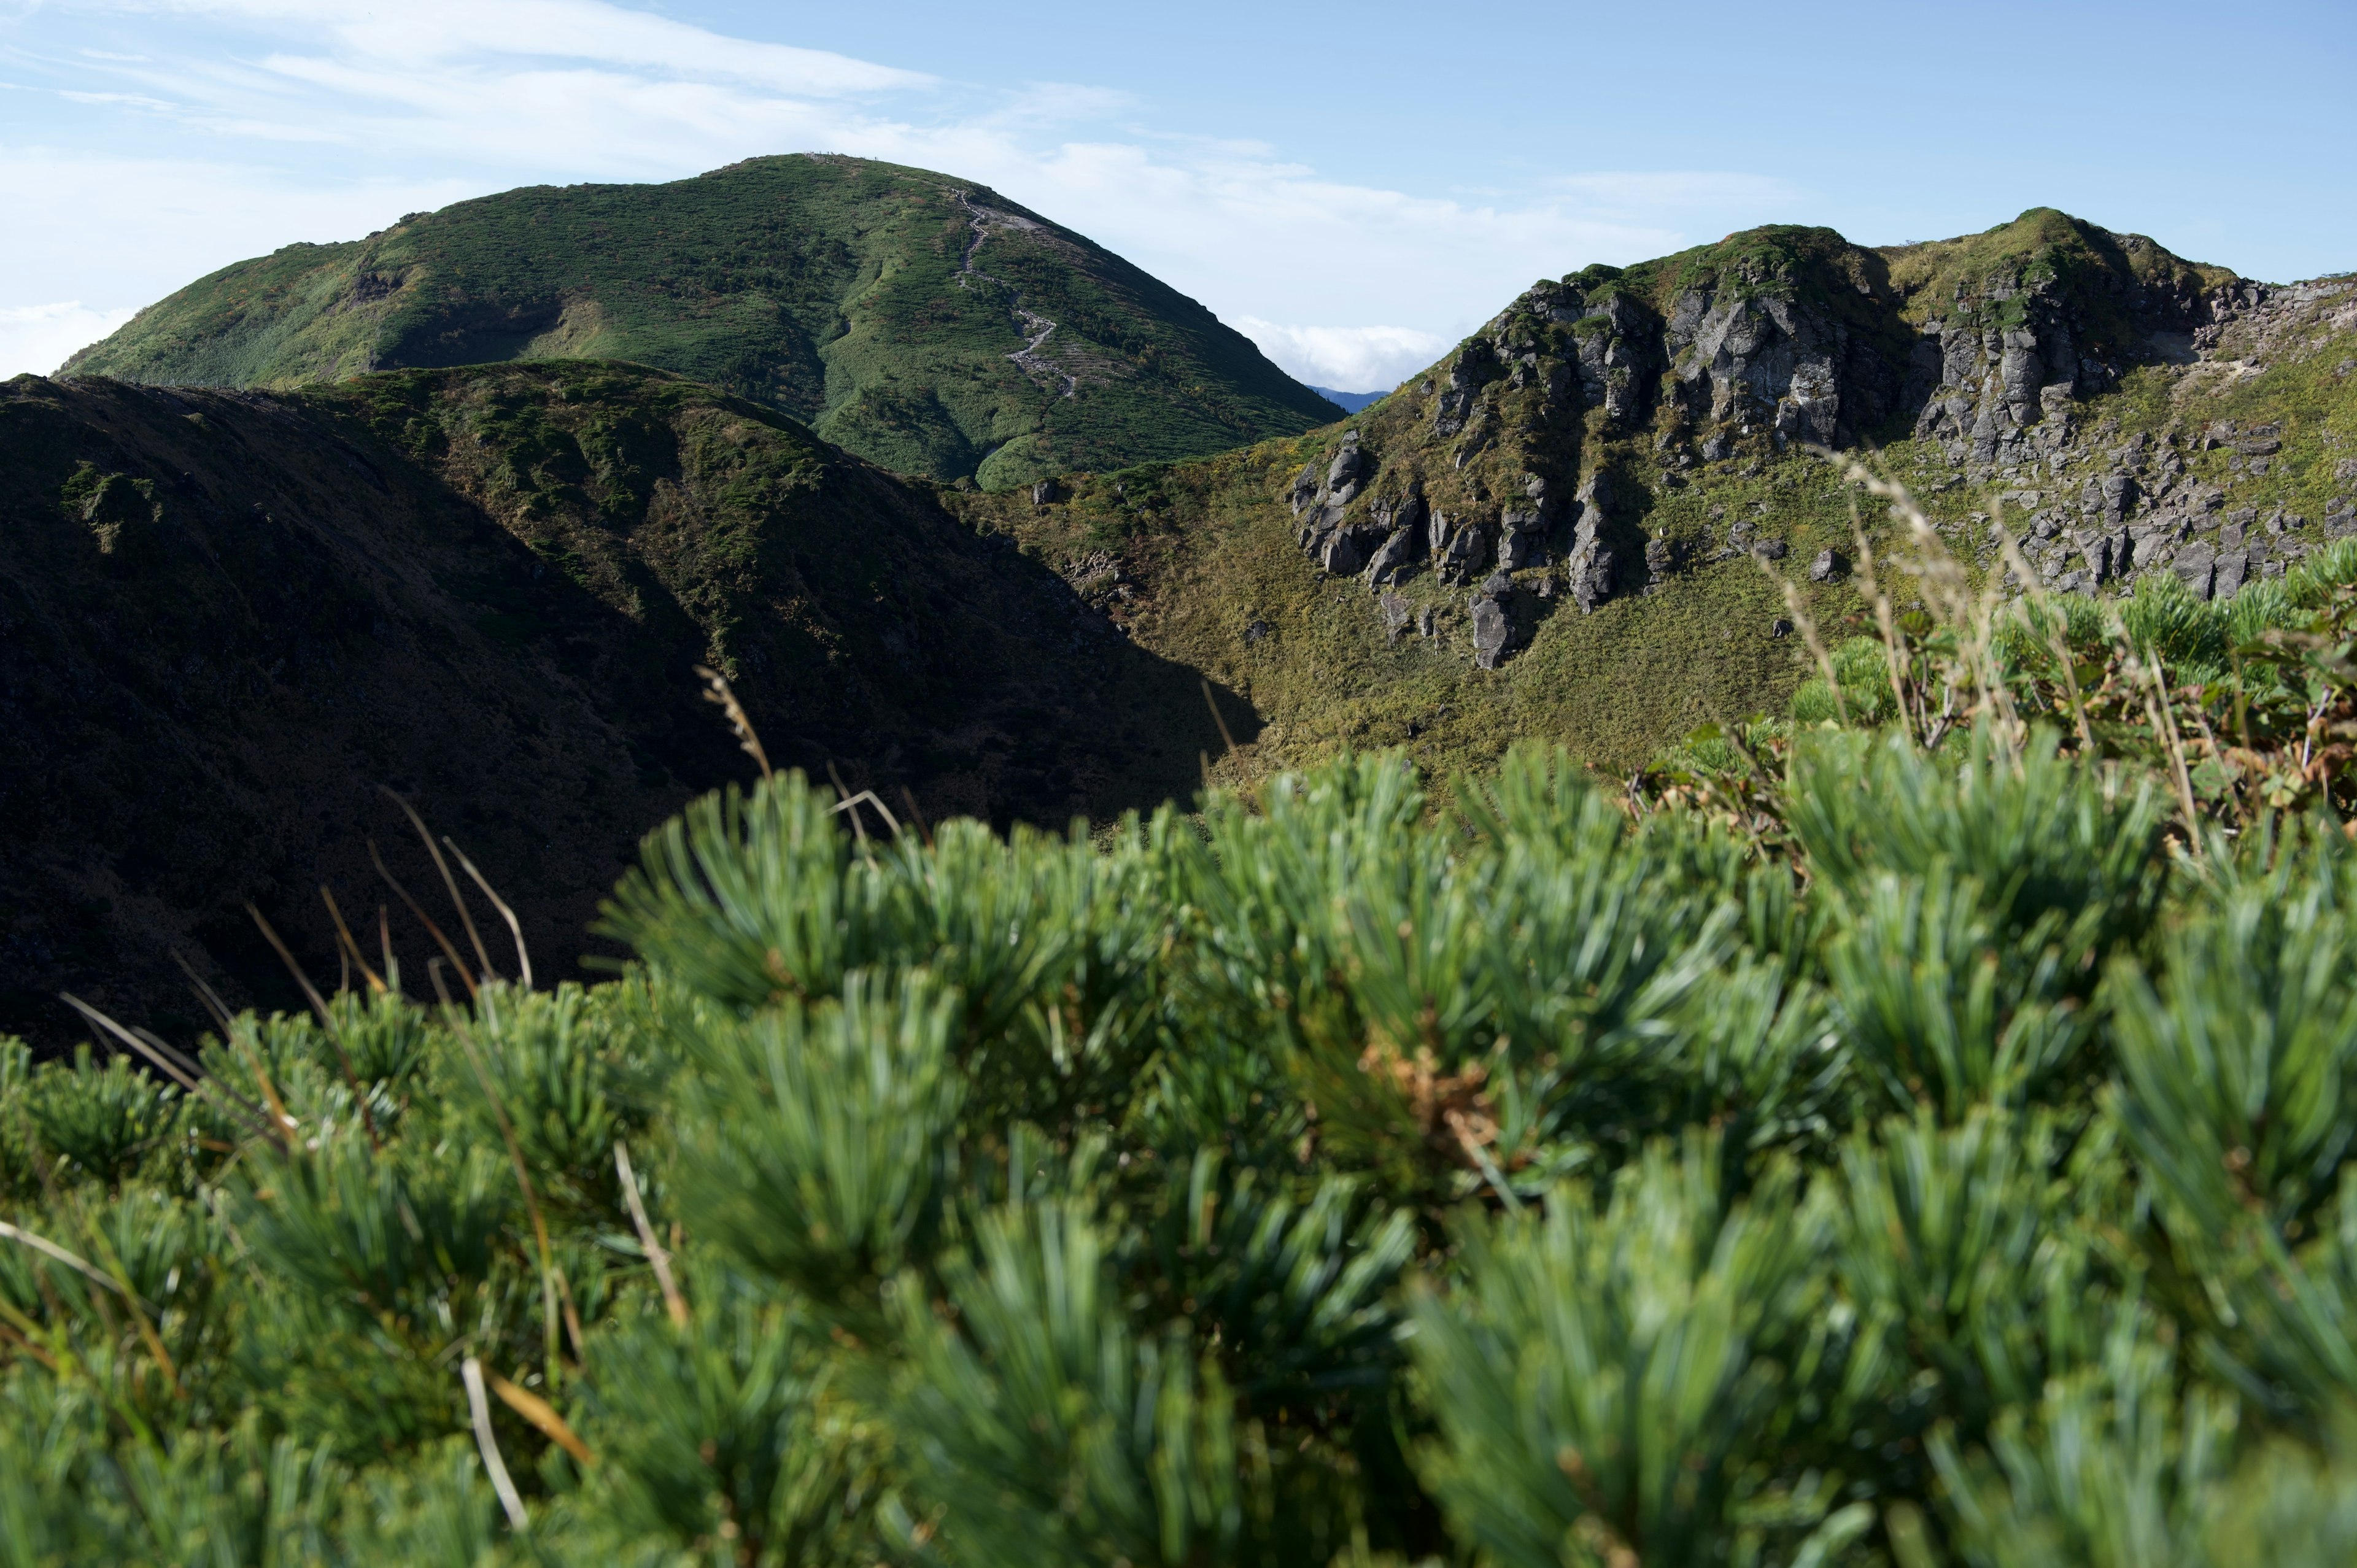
[0,0,1814,387]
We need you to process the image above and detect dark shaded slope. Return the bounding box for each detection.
[61,155,1341,490]
[0,364,1233,1049]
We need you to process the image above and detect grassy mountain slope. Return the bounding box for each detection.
[0,363,1230,1047]
[949,210,2355,782]
[61,155,1340,489]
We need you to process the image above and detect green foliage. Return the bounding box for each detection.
[671,971,964,1321]
[1412,1135,1861,1568]
[8,735,2357,1564]
[20,1045,199,1191]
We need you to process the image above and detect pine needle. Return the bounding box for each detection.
[0,1220,157,1312]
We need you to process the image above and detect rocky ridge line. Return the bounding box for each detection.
[1266,218,2355,670]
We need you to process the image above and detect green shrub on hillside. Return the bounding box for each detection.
[9,692,2357,1563]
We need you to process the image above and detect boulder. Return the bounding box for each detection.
[1326,431,1365,490]
[1434,519,1490,584]
[1320,529,1367,576]
[1366,526,1420,585]
[1471,595,1514,670]
[2213,547,2250,599]
[1565,536,1615,612]
[1287,465,1318,515]
[2173,539,2216,600]
[1032,478,1061,506]
[1377,591,1414,641]
[1809,547,1844,582]
[1644,535,1676,591]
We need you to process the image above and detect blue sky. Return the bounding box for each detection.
[4,1,2353,386]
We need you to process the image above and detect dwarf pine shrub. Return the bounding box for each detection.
[7,708,2357,1566]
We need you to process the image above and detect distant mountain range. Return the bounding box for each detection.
[1309,386,1386,412]
[15,169,2356,1048]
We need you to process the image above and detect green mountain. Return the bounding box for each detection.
[60,154,1341,489]
[949,209,2356,779]
[0,361,1234,1046]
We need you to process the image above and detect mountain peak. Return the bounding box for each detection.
[63,155,1335,490]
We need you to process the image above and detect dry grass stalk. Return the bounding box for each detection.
[0,1220,157,1311]
[2129,646,2205,851]
[488,1369,596,1466]
[897,786,935,848]
[59,993,278,1147]
[382,789,498,983]
[2,1204,178,1392]
[1755,552,1848,727]
[823,761,903,848]
[177,951,297,1137]
[1844,490,1921,740]
[614,1140,689,1328]
[694,664,772,781]
[462,1356,530,1532]
[368,841,476,1000]
[1816,449,2031,762]
[441,836,534,989]
[319,886,388,994]
[246,902,381,1146]
[1201,678,1240,756]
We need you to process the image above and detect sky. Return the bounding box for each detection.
[4,2,2354,391]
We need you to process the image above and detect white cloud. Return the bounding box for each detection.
[146,0,931,94]
[2,3,1806,385]
[1233,319,1449,392]
[0,150,477,365]
[1,301,139,378]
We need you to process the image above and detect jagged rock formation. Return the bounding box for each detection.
[1260,209,2355,667]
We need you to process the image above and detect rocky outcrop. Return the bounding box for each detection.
[1909,229,2233,474]
[1563,473,1618,613]
[1665,279,1898,453]
[1471,572,1517,670]
[1481,271,1660,430]
[1261,214,2336,678]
